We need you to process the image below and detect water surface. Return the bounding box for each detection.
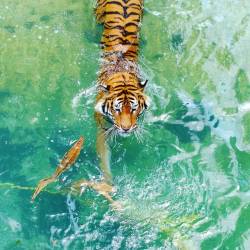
[0,0,250,249]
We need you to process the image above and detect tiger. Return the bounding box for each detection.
[95,0,150,134]
[93,0,150,188]
[93,0,150,185]
[32,0,149,208]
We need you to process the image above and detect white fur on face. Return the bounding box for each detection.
[113,98,122,111]
[145,95,151,108]
[95,99,105,114]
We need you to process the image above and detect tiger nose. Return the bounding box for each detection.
[122,127,130,132]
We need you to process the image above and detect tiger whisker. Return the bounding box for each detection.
[140,125,149,137]
[104,126,114,139]
[134,127,144,143]
[138,130,144,143]
[113,128,118,144]
[139,125,148,142]
[108,126,118,144]
[134,129,139,142]
[136,129,141,143]
[104,128,111,137]
[110,129,115,142]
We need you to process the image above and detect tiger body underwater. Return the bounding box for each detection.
[94,0,150,186]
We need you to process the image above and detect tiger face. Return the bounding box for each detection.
[95,81,150,135]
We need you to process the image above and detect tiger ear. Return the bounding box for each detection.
[139,80,148,90]
[97,84,110,92]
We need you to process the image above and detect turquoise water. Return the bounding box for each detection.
[1,0,250,249]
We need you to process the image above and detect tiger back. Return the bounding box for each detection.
[96,0,143,60]
[95,0,149,135]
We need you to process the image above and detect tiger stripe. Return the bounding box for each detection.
[96,0,143,60]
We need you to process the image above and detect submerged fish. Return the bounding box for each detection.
[31,136,84,201]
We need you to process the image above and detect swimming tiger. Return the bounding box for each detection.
[32,0,149,208]
[94,0,150,184]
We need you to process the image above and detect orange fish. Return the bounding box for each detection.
[31,136,84,201]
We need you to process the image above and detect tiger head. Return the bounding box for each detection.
[95,80,150,135]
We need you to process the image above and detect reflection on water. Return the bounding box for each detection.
[0,0,250,249]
